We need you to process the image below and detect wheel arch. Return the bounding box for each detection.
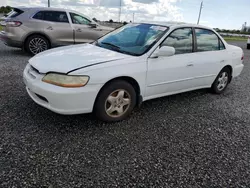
[223,65,233,82]
[94,76,143,108]
[23,32,52,49]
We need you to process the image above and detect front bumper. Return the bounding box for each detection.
[23,64,102,115]
[0,31,23,48]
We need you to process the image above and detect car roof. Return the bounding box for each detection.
[14,6,74,12]
[13,6,92,20]
[139,21,213,30]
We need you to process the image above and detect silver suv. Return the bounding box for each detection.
[0,7,113,55]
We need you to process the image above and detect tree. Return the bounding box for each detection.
[92,18,98,22]
[123,21,128,25]
[0,6,5,13]
[0,6,12,14]
[109,19,113,23]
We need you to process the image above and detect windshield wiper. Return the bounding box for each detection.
[118,50,138,56]
[100,42,138,56]
[101,42,121,50]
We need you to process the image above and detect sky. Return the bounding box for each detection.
[0,0,249,29]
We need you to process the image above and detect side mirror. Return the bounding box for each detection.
[157,46,175,57]
[89,23,97,28]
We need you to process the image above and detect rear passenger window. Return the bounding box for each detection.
[33,11,44,20]
[44,11,69,23]
[33,11,69,23]
[195,29,220,52]
[161,28,193,54]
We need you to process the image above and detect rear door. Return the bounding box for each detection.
[191,28,228,86]
[69,12,105,43]
[32,11,74,46]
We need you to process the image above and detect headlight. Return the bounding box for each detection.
[42,73,89,88]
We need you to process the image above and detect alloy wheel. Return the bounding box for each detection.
[217,72,229,91]
[105,89,131,118]
[29,38,48,55]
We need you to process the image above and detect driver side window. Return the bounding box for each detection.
[161,28,193,55]
[70,13,90,25]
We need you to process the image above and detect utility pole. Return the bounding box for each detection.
[119,0,122,22]
[133,13,135,23]
[48,0,50,7]
[197,1,203,25]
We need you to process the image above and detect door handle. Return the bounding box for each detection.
[186,64,194,67]
[93,28,102,31]
[47,26,53,30]
[76,28,82,32]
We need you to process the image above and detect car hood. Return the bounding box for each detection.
[29,44,130,74]
[99,25,114,31]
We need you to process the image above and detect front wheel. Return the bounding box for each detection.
[211,67,231,94]
[94,80,137,122]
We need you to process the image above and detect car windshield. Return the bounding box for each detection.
[96,23,169,56]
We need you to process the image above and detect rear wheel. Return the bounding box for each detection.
[211,67,231,94]
[94,80,136,122]
[25,35,50,55]
[247,44,250,50]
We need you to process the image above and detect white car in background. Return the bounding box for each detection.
[23,22,244,122]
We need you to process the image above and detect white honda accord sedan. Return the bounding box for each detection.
[23,22,244,122]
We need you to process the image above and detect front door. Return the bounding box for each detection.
[146,27,198,98]
[69,12,104,43]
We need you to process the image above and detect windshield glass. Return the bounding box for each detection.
[97,23,169,56]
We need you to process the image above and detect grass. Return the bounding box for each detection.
[223,36,248,41]
[0,25,2,31]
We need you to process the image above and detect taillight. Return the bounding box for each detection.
[241,54,244,60]
[6,21,22,27]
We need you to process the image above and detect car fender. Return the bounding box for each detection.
[68,57,148,98]
[22,31,52,45]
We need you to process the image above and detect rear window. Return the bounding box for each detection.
[6,8,24,18]
[33,11,69,23]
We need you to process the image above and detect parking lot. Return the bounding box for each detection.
[0,41,250,187]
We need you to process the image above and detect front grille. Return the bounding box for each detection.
[28,65,40,79]
[30,66,40,74]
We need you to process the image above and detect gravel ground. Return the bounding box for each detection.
[0,41,250,188]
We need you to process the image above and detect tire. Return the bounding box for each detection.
[25,35,50,55]
[247,44,250,50]
[211,67,231,94]
[94,80,137,122]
